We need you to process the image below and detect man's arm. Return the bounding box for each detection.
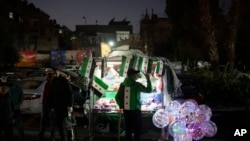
[137,73,152,93]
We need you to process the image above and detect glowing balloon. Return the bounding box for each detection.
[165,100,181,122]
[187,122,205,140]
[181,99,198,109]
[152,100,217,140]
[201,121,217,137]
[180,100,198,122]
[186,99,198,105]
[168,120,186,136]
[166,100,181,111]
[175,133,192,141]
[198,104,212,121]
[152,109,169,128]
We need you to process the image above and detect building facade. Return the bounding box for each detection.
[0,0,71,52]
[74,19,133,57]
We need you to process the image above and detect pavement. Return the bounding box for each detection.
[1,105,249,141]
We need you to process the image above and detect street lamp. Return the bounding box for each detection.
[83,16,86,24]
[108,41,115,47]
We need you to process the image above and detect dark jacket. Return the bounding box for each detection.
[0,86,13,122]
[42,80,52,106]
[10,83,24,110]
[49,75,73,117]
[116,76,152,110]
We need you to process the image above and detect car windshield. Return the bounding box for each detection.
[18,80,43,89]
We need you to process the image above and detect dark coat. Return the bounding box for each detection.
[42,80,52,107]
[10,83,24,110]
[49,76,73,117]
[0,86,13,123]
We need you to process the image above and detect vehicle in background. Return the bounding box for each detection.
[0,72,21,83]
[25,69,66,78]
[64,65,79,73]
[19,77,46,114]
[59,69,80,85]
[19,76,85,114]
[26,70,49,77]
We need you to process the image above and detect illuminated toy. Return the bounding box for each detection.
[152,99,217,140]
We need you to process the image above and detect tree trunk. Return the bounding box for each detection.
[198,0,219,77]
[225,0,240,73]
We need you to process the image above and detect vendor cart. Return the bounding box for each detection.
[79,52,180,141]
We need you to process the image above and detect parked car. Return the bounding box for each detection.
[59,69,79,82]
[26,70,51,78]
[63,65,79,73]
[19,76,85,114]
[0,72,21,83]
[19,77,46,114]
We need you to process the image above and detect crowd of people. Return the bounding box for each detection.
[0,68,75,141]
[38,68,74,141]
[1,66,157,141]
[0,79,24,141]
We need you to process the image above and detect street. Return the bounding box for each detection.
[1,106,249,141]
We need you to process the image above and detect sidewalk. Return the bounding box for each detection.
[2,106,248,141]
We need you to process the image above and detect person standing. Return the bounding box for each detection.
[116,68,152,141]
[0,82,13,141]
[10,80,25,141]
[49,68,74,141]
[38,72,56,141]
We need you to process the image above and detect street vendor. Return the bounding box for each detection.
[116,68,152,141]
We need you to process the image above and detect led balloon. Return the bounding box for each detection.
[168,120,186,136]
[201,121,217,137]
[152,109,169,128]
[187,122,205,140]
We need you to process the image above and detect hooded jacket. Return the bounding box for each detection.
[116,76,152,110]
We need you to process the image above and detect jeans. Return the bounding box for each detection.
[38,106,56,140]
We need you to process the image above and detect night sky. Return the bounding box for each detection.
[27,0,166,33]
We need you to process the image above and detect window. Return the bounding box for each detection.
[59,29,63,34]
[18,80,43,89]
[9,12,14,19]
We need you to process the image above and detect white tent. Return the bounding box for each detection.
[107,49,144,58]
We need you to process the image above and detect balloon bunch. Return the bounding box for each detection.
[152,99,217,141]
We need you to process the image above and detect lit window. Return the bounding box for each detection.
[9,12,14,19]
[59,29,63,34]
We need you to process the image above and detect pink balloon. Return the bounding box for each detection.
[199,104,212,121]
[187,122,205,140]
[201,121,217,137]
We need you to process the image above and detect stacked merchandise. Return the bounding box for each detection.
[79,55,180,112]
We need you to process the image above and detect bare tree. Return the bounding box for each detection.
[198,0,219,76]
[224,0,240,73]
